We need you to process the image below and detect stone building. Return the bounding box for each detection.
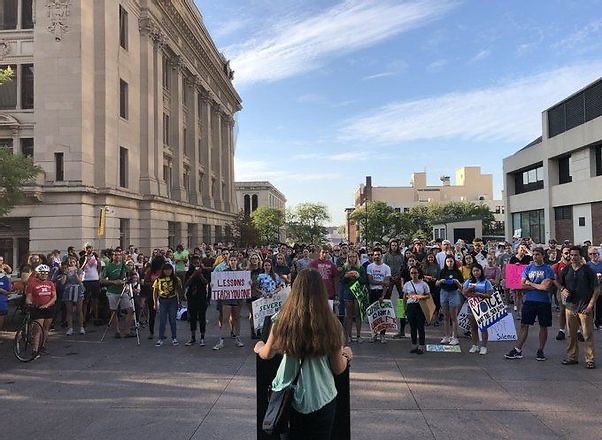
[0,0,242,265]
[235,181,287,216]
[503,78,602,245]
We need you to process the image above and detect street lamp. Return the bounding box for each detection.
[362,192,368,247]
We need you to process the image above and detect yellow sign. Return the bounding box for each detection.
[97,208,105,236]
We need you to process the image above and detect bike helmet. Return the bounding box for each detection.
[35,264,50,274]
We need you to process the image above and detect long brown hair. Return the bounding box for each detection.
[271,268,342,358]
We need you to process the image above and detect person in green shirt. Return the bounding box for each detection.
[101,251,134,338]
[254,268,352,438]
[173,244,190,288]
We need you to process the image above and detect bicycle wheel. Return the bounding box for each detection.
[14,320,44,362]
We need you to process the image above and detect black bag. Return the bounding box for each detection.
[262,358,304,435]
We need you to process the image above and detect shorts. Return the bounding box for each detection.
[31,305,55,320]
[440,290,462,309]
[83,280,101,300]
[62,285,84,302]
[221,299,243,308]
[521,301,552,327]
[106,292,133,311]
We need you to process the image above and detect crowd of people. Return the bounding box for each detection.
[0,236,600,368]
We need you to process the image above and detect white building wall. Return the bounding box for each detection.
[572,203,592,244]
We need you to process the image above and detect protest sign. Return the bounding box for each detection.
[467,290,508,332]
[426,344,462,353]
[457,302,472,331]
[350,281,370,321]
[211,270,251,301]
[505,264,527,289]
[251,291,289,330]
[480,313,517,341]
[396,299,406,319]
[419,295,437,322]
[366,300,397,335]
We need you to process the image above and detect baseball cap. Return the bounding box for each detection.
[532,246,545,255]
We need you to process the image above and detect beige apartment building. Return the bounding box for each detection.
[503,78,602,245]
[0,0,242,266]
[346,167,504,243]
[235,181,287,216]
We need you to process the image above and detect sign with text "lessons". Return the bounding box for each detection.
[366,300,398,335]
[252,291,289,330]
[468,290,508,332]
[212,271,252,301]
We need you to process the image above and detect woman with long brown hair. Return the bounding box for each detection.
[254,268,352,439]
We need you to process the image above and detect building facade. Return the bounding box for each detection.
[0,0,242,265]
[503,78,602,245]
[235,181,286,216]
[346,167,504,243]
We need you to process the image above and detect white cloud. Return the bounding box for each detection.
[427,59,447,72]
[362,72,396,80]
[215,18,251,38]
[227,0,457,86]
[234,158,342,182]
[468,49,490,64]
[555,19,602,50]
[340,61,602,144]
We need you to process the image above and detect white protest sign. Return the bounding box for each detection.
[480,313,517,342]
[426,344,462,353]
[457,302,472,332]
[211,270,252,301]
[467,290,508,332]
[366,300,397,335]
[251,290,289,330]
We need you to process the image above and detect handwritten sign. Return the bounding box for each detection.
[480,313,517,341]
[426,344,462,353]
[349,281,370,321]
[505,264,527,289]
[366,300,397,335]
[211,270,251,301]
[457,302,472,332]
[251,291,289,330]
[468,290,508,332]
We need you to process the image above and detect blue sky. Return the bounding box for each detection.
[195,0,602,225]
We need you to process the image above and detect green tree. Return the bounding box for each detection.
[286,202,330,244]
[0,149,42,216]
[251,207,285,244]
[0,66,14,85]
[230,210,259,247]
[349,201,395,244]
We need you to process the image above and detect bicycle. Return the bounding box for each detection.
[14,307,46,362]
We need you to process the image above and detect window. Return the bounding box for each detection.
[162,114,169,145]
[162,57,170,90]
[0,64,17,109]
[0,139,13,152]
[20,138,33,157]
[167,222,176,249]
[558,155,572,184]
[163,159,172,196]
[119,5,128,50]
[183,166,190,192]
[578,217,586,227]
[0,0,17,30]
[554,206,572,220]
[119,79,128,119]
[394,207,401,213]
[119,147,128,188]
[22,0,33,29]
[183,128,187,156]
[251,194,258,211]
[198,173,204,195]
[244,194,250,216]
[119,218,130,250]
[512,209,545,243]
[21,64,34,109]
[55,153,64,181]
[548,79,602,137]
[404,208,410,213]
[514,164,544,194]
[595,145,602,177]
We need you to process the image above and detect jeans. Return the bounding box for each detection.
[187,294,207,337]
[289,398,336,440]
[566,308,595,363]
[158,297,178,340]
[406,303,426,345]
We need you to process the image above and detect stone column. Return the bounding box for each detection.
[156,45,167,196]
[198,88,213,208]
[171,55,186,202]
[212,102,223,211]
[188,76,201,206]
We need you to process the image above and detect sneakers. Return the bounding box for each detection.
[449,337,459,346]
[505,348,523,359]
[357,336,364,344]
[155,339,164,347]
[79,327,86,335]
[479,347,488,355]
[513,305,517,311]
[379,334,386,344]
[556,330,566,340]
[469,345,479,353]
[235,336,244,347]
[536,349,547,361]
[213,338,224,350]
[66,328,73,336]
[440,336,451,344]
[577,331,585,342]
[199,338,206,347]
[172,338,179,346]
[185,338,196,346]
[31,351,40,360]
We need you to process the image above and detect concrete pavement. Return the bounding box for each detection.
[0,306,600,440]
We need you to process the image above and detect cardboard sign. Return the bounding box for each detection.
[467,290,508,332]
[211,270,252,301]
[366,300,397,335]
[426,344,462,353]
[349,281,370,321]
[480,313,517,341]
[396,299,406,319]
[252,291,289,330]
[505,264,527,289]
[457,302,472,332]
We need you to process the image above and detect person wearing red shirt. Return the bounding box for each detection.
[25,264,57,359]
[309,246,338,301]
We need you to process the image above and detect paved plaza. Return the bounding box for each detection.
[0,307,600,440]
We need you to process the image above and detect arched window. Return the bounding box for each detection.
[251,194,258,212]
[244,194,250,216]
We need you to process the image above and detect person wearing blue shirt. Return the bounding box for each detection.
[505,247,554,362]
[462,264,494,355]
[0,270,11,331]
